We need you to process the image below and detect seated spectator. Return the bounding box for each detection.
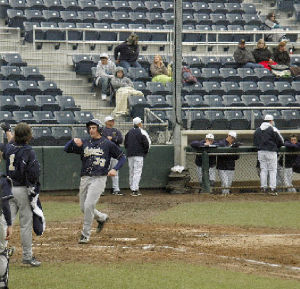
[94,53,116,100]
[272,41,290,66]
[150,55,172,85]
[252,39,277,70]
[277,134,300,193]
[233,39,264,69]
[190,133,217,193]
[114,33,141,70]
[111,67,143,116]
[264,12,289,42]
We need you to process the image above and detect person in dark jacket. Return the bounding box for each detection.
[124,117,151,197]
[272,41,290,66]
[102,115,124,196]
[252,39,276,70]
[190,133,217,193]
[254,114,284,195]
[217,131,240,195]
[114,33,141,69]
[233,39,264,68]
[277,135,300,193]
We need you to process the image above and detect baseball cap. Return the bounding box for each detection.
[205,133,214,139]
[104,115,114,123]
[228,131,237,138]
[239,39,246,44]
[100,53,109,59]
[264,114,274,121]
[133,117,142,125]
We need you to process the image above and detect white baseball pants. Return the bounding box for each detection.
[9,186,33,260]
[258,151,277,190]
[128,156,144,191]
[109,158,120,192]
[277,166,296,192]
[218,170,235,194]
[79,176,108,239]
[196,166,216,184]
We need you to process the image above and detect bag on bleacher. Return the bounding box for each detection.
[270,64,291,77]
[182,66,197,84]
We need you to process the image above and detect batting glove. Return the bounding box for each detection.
[0,122,11,133]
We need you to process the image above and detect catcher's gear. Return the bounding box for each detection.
[86,119,103,134]
[0,123,11,133]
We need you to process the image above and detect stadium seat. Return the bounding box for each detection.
[161,12,174,24]
[111,23,130,41]
[219,68,240,82]
[182,13,196,25]
[241,3,257,14]
[13,111,37,124]
[274,82,295,95]
[129,12,150,25]
[222,95,244,107]
[78,0,97,11]
[18,80,42,96]
[0,111,16,124]
[241,95,264,106]
[202,81,223,95]
[227,24,245,42]
[94,11,114,24]
[61,0,80,10]
[183,24,200,42]
[72,126,89,138]
[237,68,258,81]
[44,0,64,10]
[183,56,201,68]
[52,126,72,145]
[224,110,250,130]
[74,111,94,123]
[225,3,243,14]
[76,23,98,40]
[33,111,58,124]
[243,25,262,42]
[9,0,26,10]
[31,127,55,146]
[72,55,94,75]
[60,10,80,23]
[78,11,96,23]
[200,68,223,82]
[112,11,131,24]
[160,1,173,12]
[262,109,286,129]
[0,0,10,18]
[1,66,23,81]
[58,22,81,41]
[253,68,274,82]
[190,111,210,130]
[0,95,19,111]
[26,0,45,10]
[24,22,43,43]
[242,14,261,26]
[94,23,117,41]
[15,95,40,111]
[0,80,21,95]
[41,22,64,41]
[257,81,276,95]
[147,12,165,25]
[259,95,282,106]
[220,56,236,68]
[239,81,260,95]
[145,1,163,13]
[35,95,61,111]
[128,95,151,118]
[7,9,26,28]
[201,56,221,68]
[21,67,45,81]
[182,82,205,96]
[133,81,149,95]
[147,95,169,108]
[95,0,113,11]
[243,110,262,125]
[146,82,167,95]
[128,68,150,82]
[281,110,300,128]
[210,13,229,26]
[221,81,242,95]
[112,0,132,12]
[205,110,229,130]
[42,10,61,22]
[184,95,206,107]
[203,95,223,107]
[190,68,201,80]
[38,80,63,96]
[195,25,213,42]
[25,9,45,22]
[209,3,227,14]
[56,95,80,111]
[129,1,148,12]
[0,53,27,67]
[278,95,298,106]
[54,111,76,124]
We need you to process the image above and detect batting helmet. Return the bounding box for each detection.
[86,119,103,134]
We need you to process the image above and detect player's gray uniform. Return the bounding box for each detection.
[108,158,120,192]
[0,214,8,287]
[277,167,296,192]
[254,122,284,190]
[10,187,33,260]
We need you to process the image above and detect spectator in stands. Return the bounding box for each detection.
[253,114,284,196]
[272,41,290,66]
[277,135,300,193]
[150,55,172,85]
[233,39,264,69]
[111,67,143,116]
[94,53,116,100]
[252,39,277,70]
[114,33,141,70]
[217,131,240,195]
[190,133,217,193]
[264,12,288,42]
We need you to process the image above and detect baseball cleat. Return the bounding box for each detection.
[112,191,124,196]
[131,191,141,196]
[96,217,109,233]
[78,234,89,244]
[22,257,41,267]
[269,189,278,196]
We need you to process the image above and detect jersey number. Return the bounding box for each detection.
[93,157,105,167]
[8,154,15,171]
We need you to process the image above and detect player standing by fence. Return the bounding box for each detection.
[64,119,126,244]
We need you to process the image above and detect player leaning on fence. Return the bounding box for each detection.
[64,119,126,244]
[254,114,284,196]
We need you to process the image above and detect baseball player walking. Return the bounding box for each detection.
[102,116,124,196]
[254,114,284,195]
[64,119,126,244]
[0,122,41,267]
[217,131,240,195]
[124,117,151,196]
[190,133,217,193]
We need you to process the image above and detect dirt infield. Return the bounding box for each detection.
[9,193,300,280]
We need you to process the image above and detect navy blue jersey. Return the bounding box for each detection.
[0,175,13,226]
[102,127,123,147]
[64,137,125,176]
[0,143,40,186]
[216,139,239,170]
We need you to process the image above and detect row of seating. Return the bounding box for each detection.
[0,95,80,111]
[129,94,300,109]
[0,66,44,81]
[0,110,93,124]
[1,0,255,14]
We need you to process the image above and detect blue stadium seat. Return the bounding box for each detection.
[41,22,64,40]
[160,1,173,13]
[253,68,274,82]
[241,3,257,14]
[18,80,41,96]
[200,68,223,82]
[221,81,242,95]
[95,0,113,11]
[1,66,23,81]
[38,80,63,96]
[257,81,276,95]
[209,3,227,14]
[0,111,15,124]
[278,95,297,106]
[33,110,58,124]
[147,95,169,108]
[146,81,167,95]
[60,10,80,23]
[77,23,98,40]
[219,68,240,82]
[26,0,45,10]
[227,24,245,42]
[112,0,132,12]
[128,95,151,118]
[35,95,60,111]
[79,0,97,11]
[274,81,295,95]
[202,81,223,95]
[203,95,223,107]
[190,111,210,130]
[9,0,26,10]
[224,3,243,14]
[201,56,221,68]
[242,14,261,26]
[72,127,89,138]
[56,95,80,111]
[190,68,201,80]
[145,1,163,13]
[13,111,36,124]
[61,0,80,10]
[182,82,205,95]
[54,111,75,124]
[78,11,96,23]
[182,13,197,25]
[133,81,150,95]
[259,95,282,106]
[205,110,229,130]
[193,13,212,26]
[94,11,114,24]
[59,22,81,40]
[0,53,27,67]
[25,9,45,22]
[183,56,201,68]
[237,68,258,81]
[74,111,94,123]
[147,12,165,25]
[128,67,150,82]
[241,95,263,106]
[184,95,206,107]
[220,56,236,68]
[222,95,244,107]
[129,1,147,12]
[43,10,61,22]
[192,2,211,14]
[52,126,72,145]
[239,81,260,95]
[292,82,300,92]
[210,13,229,26]
[0,80,21,95]
[182,1,194,13]
[7,9,26,28]
[94,23,117,41]
[129,12,150,25]
[24,22,42,43]
[281,110,300,129]
[112,11,131,24]
[15,94,40,111]
[21,66,44,81]
[0,95,19,111]
[224,110,250,129]
[44,0,64,10]
[183,24,200,42]
[31,127,55,146]
[72,54,94,75]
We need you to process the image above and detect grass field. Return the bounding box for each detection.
[8,194,300,289]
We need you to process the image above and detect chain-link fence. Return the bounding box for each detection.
[186,148,300,193]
